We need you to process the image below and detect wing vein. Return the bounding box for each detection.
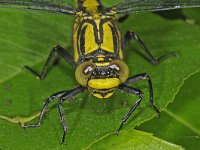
[107,0,200,14]
[0,0,77,15]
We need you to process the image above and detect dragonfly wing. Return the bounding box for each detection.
[106,0,200,14]
[0,0,77,15]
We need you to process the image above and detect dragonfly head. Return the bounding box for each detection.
[75,60,129,98]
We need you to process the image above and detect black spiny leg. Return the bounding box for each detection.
[25,45,76,80]
[58,103,67,144]
[58,86,86,144]
[125,73,160,116]
[116,73,160,134]
[23,86,86,144]
[124,31,177,65]
[116,84,143,134]
[22,90,67,128]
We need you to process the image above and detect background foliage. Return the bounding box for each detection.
[0,1,200,149]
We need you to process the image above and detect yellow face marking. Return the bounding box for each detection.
[88,78,120,90]
[93,92,114,99]
[95,62,110,66]
[97,57,104,61]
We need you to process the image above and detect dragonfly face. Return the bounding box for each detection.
[1,0,200,144]
[75,60,129,98]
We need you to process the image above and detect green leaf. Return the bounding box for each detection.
[0,5,200,150]
[85,129,183,150]
[136,71,200,150]
[182,8,200,25]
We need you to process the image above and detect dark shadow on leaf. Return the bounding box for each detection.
[154,10,186,20]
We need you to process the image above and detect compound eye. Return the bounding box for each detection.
[75,61,96,86]
[109,60,129,83]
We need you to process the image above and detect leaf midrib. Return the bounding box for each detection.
[164,109,200,136]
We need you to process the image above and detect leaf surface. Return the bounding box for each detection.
[136,71,200,150]
[0,4,200,150]
[85,129,184,150]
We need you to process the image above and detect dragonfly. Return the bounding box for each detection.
[0,0,200,144]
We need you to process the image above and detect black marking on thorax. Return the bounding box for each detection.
[77,17,120,56]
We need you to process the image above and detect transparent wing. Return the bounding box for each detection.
[0,0,77,15]
[107,0,200,14]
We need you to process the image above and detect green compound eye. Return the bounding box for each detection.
[109,60,129,83]
[75,61,96,86]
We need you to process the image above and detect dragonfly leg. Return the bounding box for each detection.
[116,72,160,134]
[58,103,67,145]
[25,45,76,80]
[125,73,160,116]
[58,86,86,144]
[124,31,177,65]
[22,90,67,128]
[116,84,143,134]
[23,86,86,144]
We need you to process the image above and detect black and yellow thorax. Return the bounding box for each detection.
[73,0,123,63]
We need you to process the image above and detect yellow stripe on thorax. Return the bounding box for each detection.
[77,0,102,14]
